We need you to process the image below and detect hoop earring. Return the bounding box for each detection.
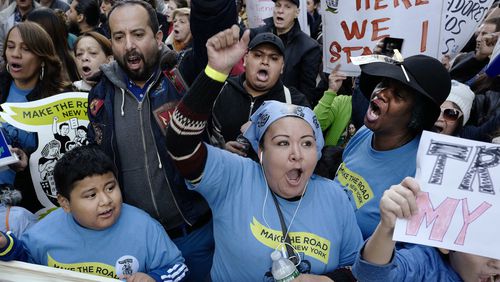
[6,63,10,73]
[39,62,45,80]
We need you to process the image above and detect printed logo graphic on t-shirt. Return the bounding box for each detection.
[250,217,331,264]
[115,255,139,277]
[336,162,374,209]
[47,253,118,279]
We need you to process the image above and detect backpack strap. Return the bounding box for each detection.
[283,86,292,104]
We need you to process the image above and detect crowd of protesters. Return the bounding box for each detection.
[0,0,499,281]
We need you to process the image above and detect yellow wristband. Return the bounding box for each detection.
[0,233,14,256]
[205,65,228,83]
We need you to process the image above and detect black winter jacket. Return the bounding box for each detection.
[449,52,489,83]
[470,90,500,126]
[208,74,310,149]
[461,90,500,142]
[251,18,322,105]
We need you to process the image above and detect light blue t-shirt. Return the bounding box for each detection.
[7,83,31,103]
[353,243,462,281]
[0,204,37,237]
[188,145,363,281]
[20,204,186,280]
[333,126,419,239]
[0,83,38,184]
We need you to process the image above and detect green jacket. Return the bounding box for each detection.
[313,90,352,146]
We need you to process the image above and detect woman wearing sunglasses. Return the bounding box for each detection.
[432,80,474,136]
[433,80,500,142]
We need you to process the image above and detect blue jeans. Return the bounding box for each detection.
[172,219,214,281]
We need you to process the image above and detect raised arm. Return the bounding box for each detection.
[314,65,347,131]
[362,177,421,264]
[166,26,250,184]
[179,0,237,86]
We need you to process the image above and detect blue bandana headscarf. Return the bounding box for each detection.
[243,101,324,159]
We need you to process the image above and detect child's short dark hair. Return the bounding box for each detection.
[54,145,117,200]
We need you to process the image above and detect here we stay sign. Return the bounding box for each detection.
[393,131,500,259]
[322,0,493,75]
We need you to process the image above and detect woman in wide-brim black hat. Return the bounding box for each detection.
[332,54,451,239]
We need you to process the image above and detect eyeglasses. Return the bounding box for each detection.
[440,108,463,122]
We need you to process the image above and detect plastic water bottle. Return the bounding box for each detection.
[271,250,300,282]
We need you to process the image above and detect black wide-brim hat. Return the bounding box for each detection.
[359,55,451,109]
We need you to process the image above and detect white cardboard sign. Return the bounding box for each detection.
[440,0,494,57]
[393,131,500,260]
[321,0,445,76]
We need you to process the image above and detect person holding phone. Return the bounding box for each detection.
[380,37,404,57]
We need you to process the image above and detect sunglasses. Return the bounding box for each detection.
[440,108,463,122]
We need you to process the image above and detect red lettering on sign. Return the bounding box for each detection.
[416,0,429,6]
[406,192,492,246]
[407,192,459,242]
[420,20,428,52]
[356,0,371,10]
[329,41,342,63]
[454,199,491,246]
[341,20,368,40]
[374,0,388,10]
[371,18,390,41]
[358,0,428,10]
[394,0,412,9]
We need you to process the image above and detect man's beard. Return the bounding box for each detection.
[67,21,81,35]
[117,50,158,82]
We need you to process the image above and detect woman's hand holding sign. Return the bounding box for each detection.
[362,177,421,265]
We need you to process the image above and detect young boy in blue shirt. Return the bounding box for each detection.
[0,145,188,282]
[352,177,500,282]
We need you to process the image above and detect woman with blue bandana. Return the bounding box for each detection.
[166,25,363,281]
